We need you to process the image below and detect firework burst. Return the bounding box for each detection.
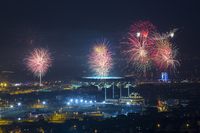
[25,48,52,85]
[126,36,151,71]
[126,21,156,73]
[152,39,180,70]
[125,21,180,78]
[89,40,113,77]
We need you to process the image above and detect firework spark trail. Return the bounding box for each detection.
[153,29,178,40]
[25,48,52,85]
[89,41,113,77]
[152,39,180,70]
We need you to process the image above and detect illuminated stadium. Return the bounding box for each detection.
[82,76,123,80]
[77,76,136,102]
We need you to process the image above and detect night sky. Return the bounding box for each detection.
[0,1,199,81]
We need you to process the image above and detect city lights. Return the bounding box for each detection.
[67,98,96,105]
[17,102,22,106]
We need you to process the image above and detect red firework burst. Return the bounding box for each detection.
[126,21,156,72]
[152,39,179,70]
[130,21,156,46]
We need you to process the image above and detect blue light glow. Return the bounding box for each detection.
[17,102,22,106]
[75,99,78,103]
[83,76,123,80]
[161,72,168,82]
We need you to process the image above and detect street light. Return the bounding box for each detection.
[42,101,46,105]
[17,102,22,106]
